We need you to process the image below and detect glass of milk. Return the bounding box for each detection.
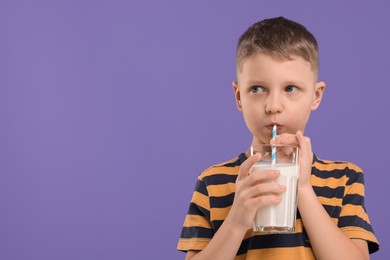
[251,144,299,233]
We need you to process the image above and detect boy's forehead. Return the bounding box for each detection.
[237,52,318,83]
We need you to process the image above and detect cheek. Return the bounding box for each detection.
[242,105,263,129]
[242,102,261,118]
[242,109,254,125]
[293,105,312,126]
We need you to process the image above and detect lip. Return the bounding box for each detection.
[265,124,284,133]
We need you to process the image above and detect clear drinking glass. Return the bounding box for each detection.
[251,144,299,233]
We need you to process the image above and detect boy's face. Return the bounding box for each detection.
[233,52,325,145]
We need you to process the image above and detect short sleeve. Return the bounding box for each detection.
[177,178,214,252]
[338,165,379,254]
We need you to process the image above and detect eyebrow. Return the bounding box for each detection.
[245,80,267,86]
[246,80,307,87]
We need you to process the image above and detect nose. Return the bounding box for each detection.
[265,93,283,114]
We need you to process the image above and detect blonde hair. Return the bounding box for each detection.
[236,17,319,77]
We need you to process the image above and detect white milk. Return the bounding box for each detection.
[253,163,299,232]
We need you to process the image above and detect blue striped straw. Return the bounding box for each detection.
[271,125,277,165]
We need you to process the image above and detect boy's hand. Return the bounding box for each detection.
[271,130,313,188]
[227,153,286,232]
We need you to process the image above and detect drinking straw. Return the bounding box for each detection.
[271,125,277,165]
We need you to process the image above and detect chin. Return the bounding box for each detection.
[252,136,271,145]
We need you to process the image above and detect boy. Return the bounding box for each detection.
[177,17,379,259]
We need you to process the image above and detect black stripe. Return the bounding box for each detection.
[296,209,301,219]
[210,193,235,208]
[211,220,223,232]
[207,205,339,223]
[188,203,210,220]
[203,174,237,185]
[180,226,214,239]
[223,157,242,167]
[238,153,247,164]
[345,171,364,186]
[368,241,379,254]
[323,204,342,218]
[313,161,363,187]
[194,179,208,196]
[343,194,364,206]
[313,186,345,199]
[315,157,347,165]
[237,233,311,255]
[312,167,348,179]
[338,215,373,233]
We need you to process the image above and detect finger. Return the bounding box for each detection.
[296,131,312,163]
[247,182,286,198]
[250,194,283,209]
[237,153,261,181]
[247,168,280,184]
[272,133,298,146]
[239,168,280,190]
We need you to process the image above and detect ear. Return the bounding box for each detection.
[232,80,243,112]
[311,81,326,111]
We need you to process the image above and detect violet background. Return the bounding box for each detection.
[1,1,389,259]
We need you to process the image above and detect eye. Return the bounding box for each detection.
[250,85,265,94]
[285,85,298,93]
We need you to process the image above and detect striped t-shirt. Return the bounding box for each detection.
[177,153,379,259]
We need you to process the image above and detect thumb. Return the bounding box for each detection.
[237,153,261,181]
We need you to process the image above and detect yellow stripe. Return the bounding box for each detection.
[183,214,212,228]
[340,226,379,244]
[243,219,305,240]
[345,182,364,196]
[212,206,231,221]
[313,161,362,173]
[317,196,342,206]
[234,246,315,260]
[200,165,240,178]
[207,183,235,197]
[192,191,210,210]
[340,204,370,223]
[311,175,346,189]
[314,160,363,172]
[177,237,210,251]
